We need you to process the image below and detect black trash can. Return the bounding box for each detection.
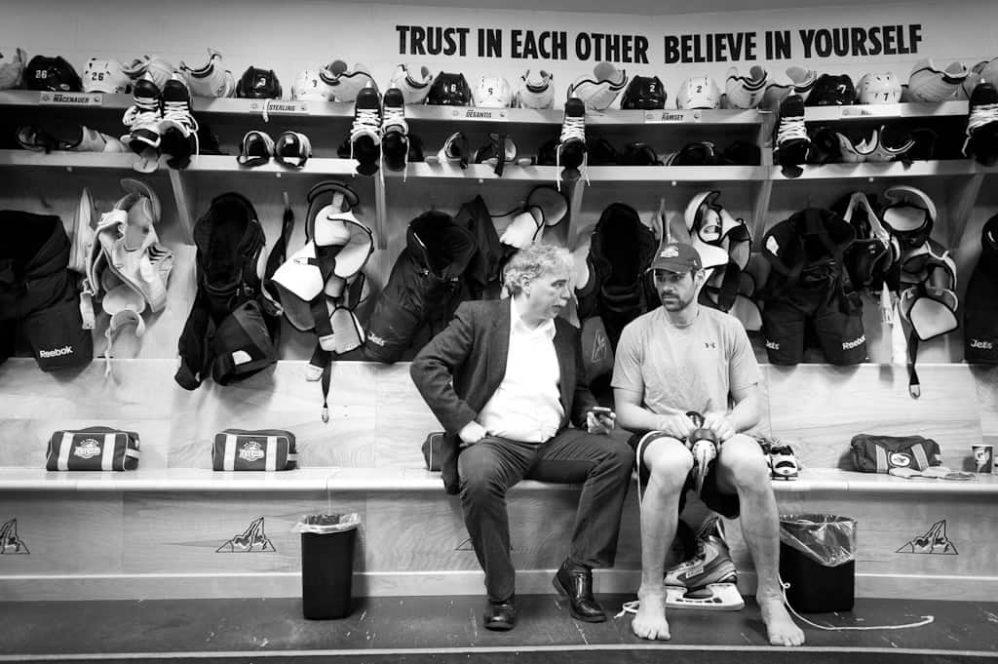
[779,513,856,613]
[297,513,360,620]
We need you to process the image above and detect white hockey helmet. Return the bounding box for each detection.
[677,75,722,110]
[474,75,512,108]
[857,72,903,104]
[82,58,131,94]
[291,69,327,101]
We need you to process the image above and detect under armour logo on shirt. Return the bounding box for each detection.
[704,341,717,349]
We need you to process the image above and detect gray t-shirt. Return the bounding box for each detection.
[612,305,761,416]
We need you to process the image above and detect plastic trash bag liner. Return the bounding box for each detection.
[294,513,360,534]
[779,513,856,567]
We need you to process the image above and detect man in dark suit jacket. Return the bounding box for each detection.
[411,243,634,632]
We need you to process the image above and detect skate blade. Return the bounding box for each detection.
[665,583,744,611]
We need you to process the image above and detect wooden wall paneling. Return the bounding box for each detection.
[0,359,176,468]
[971,366,998,439]
[362,492,477,574]
[119,491,327,576]
[766,364,982,469]
[0,494,124,575]
[373,364,440,470]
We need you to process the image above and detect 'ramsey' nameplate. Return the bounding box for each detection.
[644,110,695,123]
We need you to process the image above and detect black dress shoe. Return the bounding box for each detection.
[484,597,517,631]
[553,560,607,622]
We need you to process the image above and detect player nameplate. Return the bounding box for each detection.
[39,92,103,106]
[453,108,508,121]
[248,100,310,115]
[644,110,695,123]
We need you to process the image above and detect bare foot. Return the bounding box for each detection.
[758,593,805,646]
[631,587,671,641]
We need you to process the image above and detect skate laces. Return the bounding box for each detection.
[161,99,198,133]
[123,98,160,131]
[777,115,808,145]
[967,102,998,133]
[560,113,585,144]
[350,106,381,144]
[382,105,408,134]
[777,575,934,632]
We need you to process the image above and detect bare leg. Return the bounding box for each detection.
[631,437,691,641]
[716,435,805,646]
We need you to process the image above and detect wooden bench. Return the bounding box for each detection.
[1,358,997,603]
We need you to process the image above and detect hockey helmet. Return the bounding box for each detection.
[426,71,472,106]
[474,75,512,108]
[857,72,902,104]
[676,75,721,110]
[82,58,131,94]
[236,66,282,99]
[620,75,667,110]
[806,74,856,106]
[24,55,82,92]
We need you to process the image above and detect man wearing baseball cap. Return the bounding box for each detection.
[611,243,804,646]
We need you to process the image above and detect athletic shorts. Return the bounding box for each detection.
[762,265,866,365]
[627,430,740,519]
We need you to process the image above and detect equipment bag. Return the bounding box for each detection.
[175,192,275,390]
[212,428,298,471]
[849,433,942,473]
[46,426,140,471]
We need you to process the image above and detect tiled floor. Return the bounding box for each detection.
[1,594,996,663]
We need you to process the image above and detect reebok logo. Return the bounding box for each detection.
[970,339,994,350]
[765,340,780,350]
[38,345,73,358]
[842,335,866,350]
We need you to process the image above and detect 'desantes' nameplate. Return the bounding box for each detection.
[452,108,508,121]
[39,92,103,106]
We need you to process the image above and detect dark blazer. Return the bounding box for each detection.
[410,299,598,493]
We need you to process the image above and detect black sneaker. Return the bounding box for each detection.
[350,85,382,176]
[381,87,409,172]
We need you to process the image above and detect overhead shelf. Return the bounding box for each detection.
[584,164,768,182]
[770,159,990,181]
[804,100,969,122]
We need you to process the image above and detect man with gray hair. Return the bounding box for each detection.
[411,243,633,631]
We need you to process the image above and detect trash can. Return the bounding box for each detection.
[295,513,360,620]
[778,513,856,613]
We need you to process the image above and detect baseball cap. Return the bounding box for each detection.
[649,243,702,273]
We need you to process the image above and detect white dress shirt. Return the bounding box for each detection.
[477,298,564,442]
